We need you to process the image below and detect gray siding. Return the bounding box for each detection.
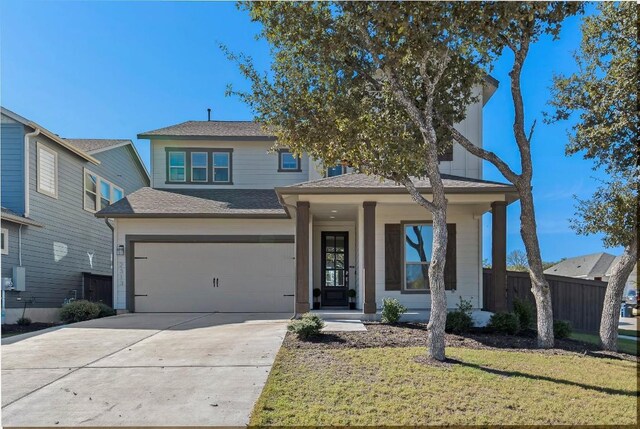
[2,137,148,309]
[1,221,21,279]
[1,123,26,214]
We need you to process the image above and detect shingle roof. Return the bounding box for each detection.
[545,252,637,282]
[277,173,517,194]
[1,207,43,227]
[64,139,131,153]
[138,121,274,139]
[95,188,286,218]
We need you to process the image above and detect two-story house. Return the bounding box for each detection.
[97,79,518,318]
[0,107,150,323]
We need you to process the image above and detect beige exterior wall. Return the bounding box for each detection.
[151,139,310,189]
[112,217,294,309]
[374,203,483,309]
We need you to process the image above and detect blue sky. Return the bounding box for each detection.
[1,1,616,262]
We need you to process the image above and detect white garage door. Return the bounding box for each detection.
[133,242,294,312]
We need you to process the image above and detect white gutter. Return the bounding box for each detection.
[24,128,41,218]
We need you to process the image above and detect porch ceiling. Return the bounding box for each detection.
[311,203,358,221]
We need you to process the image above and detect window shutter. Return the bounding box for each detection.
[445,224,457,290]
[384,224,402,291]
[37,144,57,197]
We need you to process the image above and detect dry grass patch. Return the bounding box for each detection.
[251,346,637,426]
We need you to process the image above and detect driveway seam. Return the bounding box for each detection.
[1,313,213,409]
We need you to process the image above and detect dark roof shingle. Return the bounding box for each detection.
[95,188,286,218]
[278,173,516,193]
[138,121,274,139]
[64,139,131,153]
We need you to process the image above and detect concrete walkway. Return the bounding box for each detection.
[1,312,289,427]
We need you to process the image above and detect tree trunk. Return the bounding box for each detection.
[518,186,555,348]
[426,206,448,361]
[600,238,638,351]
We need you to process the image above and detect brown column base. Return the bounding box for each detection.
[363,302,377,314]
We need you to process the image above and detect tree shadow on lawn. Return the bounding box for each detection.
[445,358,637,398]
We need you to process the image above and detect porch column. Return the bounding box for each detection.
[296,201,310,314]
[363,201,377,314]
[491,201,508,312]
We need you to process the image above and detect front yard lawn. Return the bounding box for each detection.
[251,326,637,426]
[570,331,638,355]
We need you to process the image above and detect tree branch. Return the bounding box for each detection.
[527,119,537,143]
[399,176,438,212]
[445,123,520,184]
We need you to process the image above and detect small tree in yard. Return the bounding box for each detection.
[507,249,529,272]
[547,2,638,352]
[447,2,583,348]
[226,2,494,361]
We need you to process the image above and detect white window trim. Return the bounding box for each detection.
[212,151,231,183]
[83,168,124,213]
[168,151,186,182]
[36,142,58,199]
[191,152,208,182]
[1,228,8,255]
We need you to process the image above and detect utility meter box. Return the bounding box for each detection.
[12,266,25,291]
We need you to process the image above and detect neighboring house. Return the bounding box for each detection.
[97,79,518,316]
[545,253,638,294]
[0,107,150,323]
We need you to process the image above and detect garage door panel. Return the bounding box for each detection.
[134,242,293,313]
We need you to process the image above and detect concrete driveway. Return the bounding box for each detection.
[1,312,289,427]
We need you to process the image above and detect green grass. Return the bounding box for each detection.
[251,347,637,426]
[619,328,639,338]
[570,332,638,355]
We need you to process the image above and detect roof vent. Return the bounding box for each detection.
[207,108,211,121]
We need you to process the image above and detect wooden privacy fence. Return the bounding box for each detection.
[82,273,113,307]
[483,268,608,333]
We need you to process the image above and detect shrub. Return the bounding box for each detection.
[513,298,536,330]
[59,300,100,323]
[288,313,324,339]
[301,312,325,329]
[16,317,31,326]
[347,289,356,299]
[96,302,116,318]
[445,297,474,334]
[381,298,407,324]
[553,320,572,339]
[488,312,521,335]
[312,288,322,299]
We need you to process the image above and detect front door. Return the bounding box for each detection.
[321,231,349,307]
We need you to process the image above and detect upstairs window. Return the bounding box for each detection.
[36,142,58,198]
[168,151,186,182]
[278,150,301,172]
[327,164,347,177]
[84,168,124,212]
[191,152,208,182]
[212,151,231,183]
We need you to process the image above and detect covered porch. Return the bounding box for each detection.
[276,173,519,317]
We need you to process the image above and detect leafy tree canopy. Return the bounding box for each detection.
[225,1,496,180]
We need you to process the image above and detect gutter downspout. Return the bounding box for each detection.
[104,218,116,310]
[24,128,41,218]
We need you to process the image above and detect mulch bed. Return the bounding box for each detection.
[282,322,637,362]
[1,322,60,337]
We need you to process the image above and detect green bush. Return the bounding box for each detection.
[59,300,101,323]
[553,320,572,339]
[288,313,325,339]
[488,312,521,335]
[16,317,31,326]
[513,298,536,330]
[445,298,474,334]
[381,298,407,324]
[96,302,116,318]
